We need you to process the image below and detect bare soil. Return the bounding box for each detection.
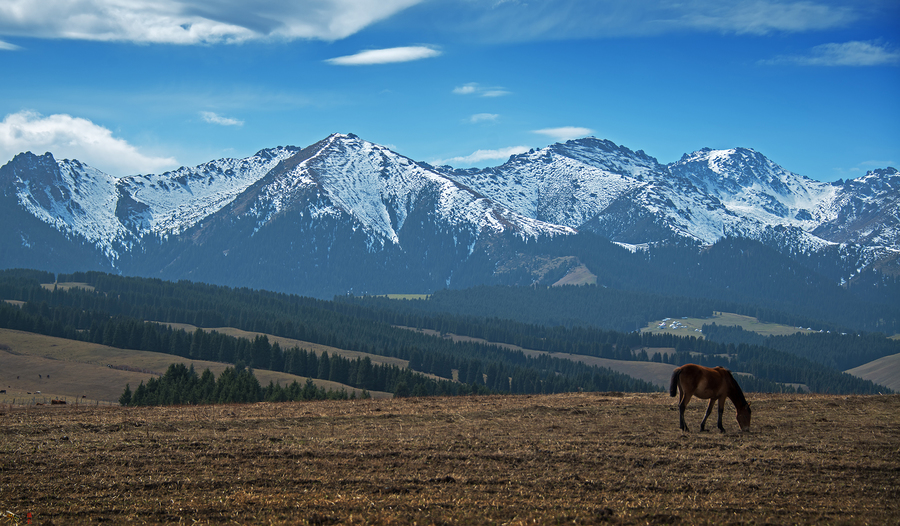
[1,392,898,525]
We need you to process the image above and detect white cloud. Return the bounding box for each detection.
[533,127,593,142]
[0,0,425,44]
[0,40,20,50]
[452,82,510,97]
[468,113,499,123]
[0,111,178,176]
[433,145,530,166]
[325,46,441,65]
[453,83,478,95]
[200,111,243,126]
[761,41,900,66]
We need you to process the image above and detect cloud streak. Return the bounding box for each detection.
[200,111,244,126]
[761,41,900,66]
[0,0,425,44]
[452,83,510,97]
[433,145,529,166]
[533,127,593,142]
[468,113,499,123]
[326,46,441,65]
[0,111,178,176]
[449,0,860,41]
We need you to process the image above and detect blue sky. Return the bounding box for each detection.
[0,0,897,181]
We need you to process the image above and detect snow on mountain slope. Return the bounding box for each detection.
[3,153,129,259]
[2,133,896,280]
[812,167,900,247]
[1,147,299,260]
[117,146,300,238]
[246,134,574,249]
[440,138,656,228]
[669,147,838,231]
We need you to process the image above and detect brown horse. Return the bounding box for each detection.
[669,364,751,433]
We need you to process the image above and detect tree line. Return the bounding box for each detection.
[0,269,661,397]
[120,363,369,407]
[0,268,891,396]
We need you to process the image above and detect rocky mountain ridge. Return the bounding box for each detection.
[1,133,897,297]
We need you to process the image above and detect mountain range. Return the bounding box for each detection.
[1,132,898,308]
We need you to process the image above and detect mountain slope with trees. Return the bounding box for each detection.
[0,269,892,398]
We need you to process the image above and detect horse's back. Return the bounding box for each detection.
[674,363,727,399]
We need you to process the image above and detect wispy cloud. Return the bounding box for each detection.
[200,111,244,126]
[326,46,441,65]
[0,39,20,50]
[0,0,425,44]
[433,145,529,166]
[467,113,499,123]
[451,0,859,41]
[678,1,856,35]
[761,41,900,66]
[533,127,593,142]
[0,111,178,176]
[452,83,510,97]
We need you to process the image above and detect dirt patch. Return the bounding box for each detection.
[1,392,898,524]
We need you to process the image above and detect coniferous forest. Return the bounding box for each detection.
[0,268,894,406]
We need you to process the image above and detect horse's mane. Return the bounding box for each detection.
[721,368,749,408]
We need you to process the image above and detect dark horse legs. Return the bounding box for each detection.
[678,396,690,432]
[699,397,726,433]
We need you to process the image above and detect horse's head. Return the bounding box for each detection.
[736,403,752,432]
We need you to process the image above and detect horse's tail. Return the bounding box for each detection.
[669,367,681,397]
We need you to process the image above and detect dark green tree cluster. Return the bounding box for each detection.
[520,233,900,333]
[0,275,660,396]
[0,268,891,396]
[119,362,365,407]
[703,323,900,371]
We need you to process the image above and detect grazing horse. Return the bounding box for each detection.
[669,364,751,433]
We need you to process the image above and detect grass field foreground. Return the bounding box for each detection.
[0,392,897,524]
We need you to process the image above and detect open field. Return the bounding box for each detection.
[552,264,598,286]
[641,311,817,339]
[846,352,900,392]
[39,282,95,292]
[0,392,897,525]
[383,294,430,300]
[0,329,391,405]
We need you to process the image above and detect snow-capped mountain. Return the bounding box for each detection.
[447,139,898,255]
[812,167,900,247]
[437,138,656,229]
[0,146,299,261]
[116,145,300,239]
[1,132,897,297]
[244,134,574,247]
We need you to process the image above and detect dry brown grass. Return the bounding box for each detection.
[1,392,897,525]
[845,353,900,392]
[0,328,392,405]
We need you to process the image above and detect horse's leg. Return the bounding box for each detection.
[700,398,716,432]
[716,396,726,433]
[678,391,692,432]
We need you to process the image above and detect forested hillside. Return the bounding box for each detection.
[0,268,893,398]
